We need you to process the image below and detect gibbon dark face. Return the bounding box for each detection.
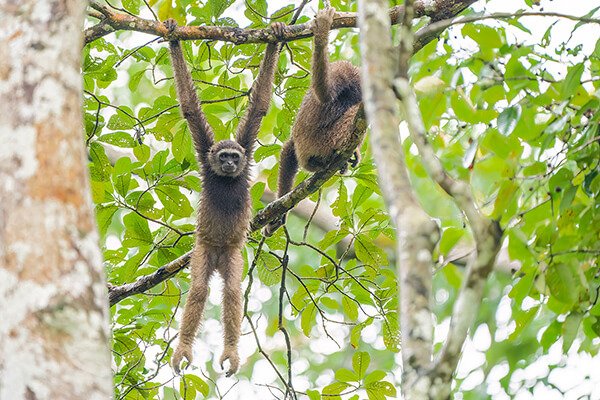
[208,140,247,177]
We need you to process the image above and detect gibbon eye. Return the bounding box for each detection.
[232,153,240,161]
[219,153,227,161]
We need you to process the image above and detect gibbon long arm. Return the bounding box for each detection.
[169,39,215,163]
[311,7,335,104]
[235,35,283,153]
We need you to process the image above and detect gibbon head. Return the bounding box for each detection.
[208,140,247,178]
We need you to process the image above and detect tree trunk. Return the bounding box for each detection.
[0,1,113,399]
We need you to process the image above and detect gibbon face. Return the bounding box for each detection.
[209,141,247,177]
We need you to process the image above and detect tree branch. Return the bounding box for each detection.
[84,0,478,45]
[393,43,503,400]
[390,0,505,396]
[358,2,439,399]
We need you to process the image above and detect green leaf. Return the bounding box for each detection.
[355,236,387,268]
[497,105,521,136]
[352,184,373,208]
[366,381,397,400]
[123,212,153,247]
[322,382,349,396]
[442,263,463,289]
[107,108,136,130]
[522,162,546,176]
[364,370,386,384]
[210,0,234,18]
[491,180,518,219]
[172,129,192,163]
[306,389,321,400]
[562,312,583,352]
[96,205,118,236]
[244,0,267,23]
[122,0,141,14]
[335,368,358,383]
[180,374,209,400]
[255,143,281,161]
[382,312,400,351]
[546,264,579,306]
[156,186,193,218]
[257,252,281,286]
[301,303,318,337]
[509,306,539,340]
[561,63,584,99]
[540,320,561,351]
[352,351,370,379]
[438,227,464,255]
[509,270,535,305]
[89,142,112,182]
[342,296,359,322]
[451,92,476,122]
[350,318,373,348]
[98,132,136,148]
[112,158,133,197]
[134,144,151,162]
[546,115,569,135]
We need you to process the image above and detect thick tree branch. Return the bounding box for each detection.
[391,1,504,397]
[85,0,478,45]
[394,43,503,400]
[108,110,367,306]
[358,2,438,399]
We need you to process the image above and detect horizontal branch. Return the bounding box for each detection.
[85,0,478,45]
[414,10,600,51]
[108,108,367,306]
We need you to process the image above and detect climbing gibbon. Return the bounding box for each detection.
[264,7,363,235]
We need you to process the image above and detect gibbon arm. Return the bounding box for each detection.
[311,8,335,104]
[168,37,215,162]
[235,24,285,153]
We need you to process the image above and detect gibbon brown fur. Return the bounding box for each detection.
[265,7,362,235]
[165,19,285,377]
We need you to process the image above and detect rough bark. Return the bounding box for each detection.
[358,1,439,399]
[0,0,113,399]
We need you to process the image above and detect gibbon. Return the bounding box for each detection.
[264,7,363,235]
[165,19,285,376]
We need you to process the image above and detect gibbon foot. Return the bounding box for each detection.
[219,347,240,377]
[171,344,193,374]
[349,149,360,168]
[263,214,287,237]
[163,18,177,39]
[271,21,287,39]
[313,7,335,34]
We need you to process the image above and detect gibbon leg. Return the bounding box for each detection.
[264,139,298,236]
[277,139,299,198]
[172,244,214,373]
[218,249,244,377]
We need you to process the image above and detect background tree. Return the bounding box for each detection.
[83,0,599,399]
[0,0,112,398]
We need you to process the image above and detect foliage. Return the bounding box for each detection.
[83,0,599,398]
